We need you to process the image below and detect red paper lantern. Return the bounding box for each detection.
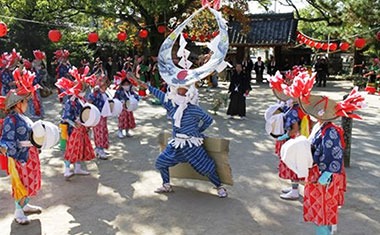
[88,32,99,43]
[354,37,366,49]
[157,25,166,34]
[315,42,322,49]
[183,32,189,39]
[48,29,62,43]
[199,35,205,42]
[117,32,127,41]
[329,43,338,51]
[212,31,219,37]
[376,31,380,41]
[322,43,329,50]
[139,29,149,38]
[339,42,350,51]
[309,41,316,47]
[0,22,8,37]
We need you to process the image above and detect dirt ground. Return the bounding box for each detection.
[0,80,379,235]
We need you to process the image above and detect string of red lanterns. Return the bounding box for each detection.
[0,22,8,37]
[296,31,373,52]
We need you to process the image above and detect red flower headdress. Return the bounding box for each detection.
[55,66,96,97]
[33,50,46,61]
[113,70,138,89]
[23,59,32,70]
[335,87,366,119]
[268,66,315,102]
[2,49,22,68]
[13,68,40,95]
[54,49,70,62]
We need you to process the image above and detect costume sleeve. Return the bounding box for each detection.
[198,108,213,133]
[0,117,20,161]
[322,127,343,173]
[114,89,121,100]
[87,92,95,103]
[2,72,12,85]
[33,70,43,85]
[62,100,75,122]
[284,109,300,131]
[148,85,166,104]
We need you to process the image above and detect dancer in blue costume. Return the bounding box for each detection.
[134,79,227,198]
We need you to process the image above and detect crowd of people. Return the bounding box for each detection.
[0,3,370,234]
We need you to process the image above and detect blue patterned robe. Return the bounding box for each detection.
[1,112,33,163]
[62,97,83,136]
[311,122,343,173]
[1,69,15,96]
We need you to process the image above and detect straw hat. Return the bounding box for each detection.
[272,89,296,102]
[298,95,339,121]
[5,68,39,110]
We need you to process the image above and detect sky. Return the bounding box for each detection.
[248,0,307,14]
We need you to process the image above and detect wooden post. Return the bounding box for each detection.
[341,94,353,167]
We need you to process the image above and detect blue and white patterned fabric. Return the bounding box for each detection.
[57,63,70,78]
[87,90,108,111]
[1,112,33,163]
[284,104,301,131]
[62,97,83,136]
[1,69,15,96]
[114,87,139,102]
[149,86,221,186]
[311,122,343,173]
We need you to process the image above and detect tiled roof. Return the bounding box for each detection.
[229,12,298,46]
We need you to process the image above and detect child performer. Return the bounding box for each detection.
[87,75,110,160]
[113,70,139,138]
[56,67,97,178]
[300,88,365,235]
[0,69,42,225]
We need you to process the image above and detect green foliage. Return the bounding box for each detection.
[298,0,380,57]
[0,0,257,63]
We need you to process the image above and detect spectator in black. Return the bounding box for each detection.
[242,56,254,81]
[315,57,329,87]
[226,64,251,119]
[281,58,291,72]
[267,55,277,76]
[254,57,265,84]
[117,56,124,72]
[105,56,113,80]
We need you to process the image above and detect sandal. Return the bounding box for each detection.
[154,183,174,193]
[23,204,42,215]
[14,210,30,225]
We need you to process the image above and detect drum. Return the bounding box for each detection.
[109,99,123,116]
[125,97,138,111]
[30,120,60,149]
[80,103,101,127]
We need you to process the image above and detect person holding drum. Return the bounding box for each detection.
[56,67,97,178]
[299,88,365,235]
[113,70,139,139]
[87,76,111,160]
[0,68,43,225]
